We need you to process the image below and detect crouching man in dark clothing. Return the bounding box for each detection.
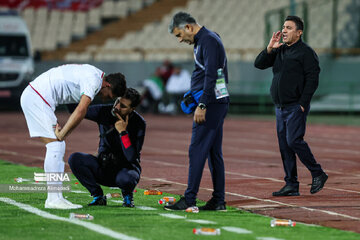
[68,88,145,207]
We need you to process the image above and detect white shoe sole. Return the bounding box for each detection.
[61,198,83,209]
[45,199,82,209]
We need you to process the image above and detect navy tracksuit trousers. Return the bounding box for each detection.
[185,103,228,205]
[68,152,140,197]
[275,105,323,187]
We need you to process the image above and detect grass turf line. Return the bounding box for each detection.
[0,160,359,240]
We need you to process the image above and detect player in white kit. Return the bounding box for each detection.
[20,64,127,209]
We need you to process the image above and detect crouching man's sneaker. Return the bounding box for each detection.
[272,185,300,196]
[164,197,194,211]
[122,194,135,208]
[199,198,226,211]
[310,172,328,194]
[88,195,107,206]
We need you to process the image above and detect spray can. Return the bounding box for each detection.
[69,213,94,220]
[193,228,221,235]
[270,219,296,227]
[144,190,162,195]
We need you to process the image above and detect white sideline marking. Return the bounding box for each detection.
[141,176,360,221]
[160,213,217,225]
[257,237,285,240]
[187,219,216,224]
[71,190,88,194]
[110,200,123,204]
[136,206,157,211]
[159,213,185,219]
[0,197,140,240]
[149,159,360,194]
[222,226,252,234]
[238,204,280,209]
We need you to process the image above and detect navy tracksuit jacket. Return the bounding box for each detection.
[68,104,146,196]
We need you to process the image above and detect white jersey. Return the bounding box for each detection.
[30,64,104,110]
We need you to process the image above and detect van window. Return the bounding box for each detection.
[0,35,29,57]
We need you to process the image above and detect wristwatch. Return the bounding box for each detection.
[119,130,128,136]
[198,103,206,110]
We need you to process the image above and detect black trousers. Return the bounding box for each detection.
[68,152,140,197]
[275,105,323,187]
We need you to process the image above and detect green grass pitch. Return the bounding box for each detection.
[0,160,358,240]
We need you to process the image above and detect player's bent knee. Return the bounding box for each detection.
[68,152,83,168]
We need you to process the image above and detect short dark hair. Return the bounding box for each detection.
[123,87,141,108]
[168,11,197,33]
[285,16,304,31]
[105,73,127,97]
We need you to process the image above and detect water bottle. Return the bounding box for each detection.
[270,219,296,227]
[144,190,162,195]
[158,197,176,205]
[193,228,221,235]
[105,193,121,199]
[69,213,94,220]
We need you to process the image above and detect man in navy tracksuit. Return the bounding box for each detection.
[254,16,328,196]
[165,12,229,211]
[68,88,146,207]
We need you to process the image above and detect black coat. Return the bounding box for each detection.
[254,39,320,108]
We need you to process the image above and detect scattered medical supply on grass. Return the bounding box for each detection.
[193,228,221,235]
[144,190,162,195]
[271,219,296,227]
[105,193,121,199]
[158,197,176,205]
[69,213,94,220]
[185,206,199,213]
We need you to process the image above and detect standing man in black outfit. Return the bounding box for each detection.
[254,16,328,196]
[164,12,229,211]
[68,88,145,207]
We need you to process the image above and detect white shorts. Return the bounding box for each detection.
[20,85,57,139]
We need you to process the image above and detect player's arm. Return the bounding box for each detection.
[55,95,91,141]
[114,114,145,164]
[194,37,219,124]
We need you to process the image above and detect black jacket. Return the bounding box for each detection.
[68,104,146,174]
[254,39,320,108]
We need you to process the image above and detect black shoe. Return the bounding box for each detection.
[122,194,135,208]
[272,185,300,196]
[164,197,193,211]
[88,195,107,206]
[310,172,328,194]
[199,198,227,211]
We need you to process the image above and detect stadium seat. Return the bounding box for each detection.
[72,11,87,38]
[87,7,101,29]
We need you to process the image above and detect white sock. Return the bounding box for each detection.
[44,141,66,202]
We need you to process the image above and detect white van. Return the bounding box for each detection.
[0,11,34,105]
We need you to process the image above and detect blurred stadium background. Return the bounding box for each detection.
[0,0,360,114]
